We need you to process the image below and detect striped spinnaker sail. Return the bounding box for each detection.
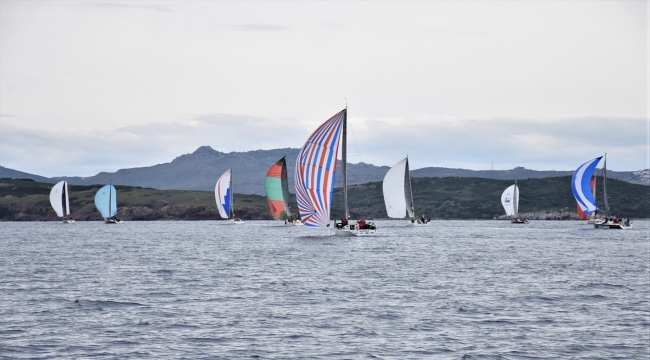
[572,157,602,215]
[295,109,345,227]
[265,157,290,220]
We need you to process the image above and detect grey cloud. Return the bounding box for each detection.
[0,115,646,178]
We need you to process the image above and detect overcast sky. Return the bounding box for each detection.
[1,0,648,177]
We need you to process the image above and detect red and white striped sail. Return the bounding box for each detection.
[294,109,345,227]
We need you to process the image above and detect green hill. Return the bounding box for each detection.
[0,179,273,221]
[331,176,649,220]
[1,176,647,221]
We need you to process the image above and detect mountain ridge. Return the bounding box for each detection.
[1,146,648,194]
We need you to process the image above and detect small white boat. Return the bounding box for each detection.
[383,156,430,226]
[216,168,245,224]
[501,181,528,224]
[94,184,122,224]
[294,108,376,236]
[49,180,75,223]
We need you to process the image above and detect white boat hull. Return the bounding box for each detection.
[594,220,632,229]
[104,218,123,224]
[406,219,429,226]
[334,224,377,236]
[284,220,303,226]
[228,219,246,224]
[63,219,75,224]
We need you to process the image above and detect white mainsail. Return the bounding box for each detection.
[501,184,519,217]
[49,180,70,218]
[383,157,415,219]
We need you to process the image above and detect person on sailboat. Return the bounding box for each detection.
[358,218,367,229]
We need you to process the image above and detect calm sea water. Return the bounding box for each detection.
[1,220,648,359]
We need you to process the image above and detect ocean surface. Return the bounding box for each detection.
[1,220,648,359]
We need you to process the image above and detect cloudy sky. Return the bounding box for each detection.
[1,0,647,177]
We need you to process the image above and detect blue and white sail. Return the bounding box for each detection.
[572,157,602,215]
[94,185,118,218]
[215,168,233,219]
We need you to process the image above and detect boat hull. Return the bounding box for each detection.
[227,219,246,225]
[511,218,529,224]
[63,219,75,224]
[334,223,377,236]
[594,221,632,229]
[406,220,430,226]
[284,220,304,226]
[104,218,123,224]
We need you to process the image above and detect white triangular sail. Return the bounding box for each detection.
[383,157,415,218]
[501,184,519,216]
[49,180,70,217]
[215,168,233,219]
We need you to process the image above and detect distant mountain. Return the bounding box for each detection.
[1,147,648,194]
[411,166,650,186]
[0,167,52,183]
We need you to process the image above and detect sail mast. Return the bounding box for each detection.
[281,158,291,218]
[602,153,611,217]
[406,156,415,219]
[342,108,349,219]
[108,182,112,218]
[230,169,234,220]
[61,181,67,217]
[513,180,518,217]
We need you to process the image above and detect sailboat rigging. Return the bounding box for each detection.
[216,168,245,224]
[265,157,302,225]
[294,108,376,236]
[383,156,429,225]
[94,184,122,223]
[501,180,528,224]
[572,154,631,229]
[49,180,74,223]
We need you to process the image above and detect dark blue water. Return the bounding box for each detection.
[1,220,648,359]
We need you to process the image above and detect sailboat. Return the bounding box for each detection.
[265,157,302,225]
[382,156,429,226]
[94,184,122,223]
[215,168,245,224]
[295,108,376,236]
[572,154,632,229]
[49,180,74,223]
[501,181,528,224]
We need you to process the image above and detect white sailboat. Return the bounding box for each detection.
[94,184,122,223]
[501,181,528,224]
[383,156,429,226]
[49,180,74,223]
[215,168,245,224]
[294,108,376,236]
